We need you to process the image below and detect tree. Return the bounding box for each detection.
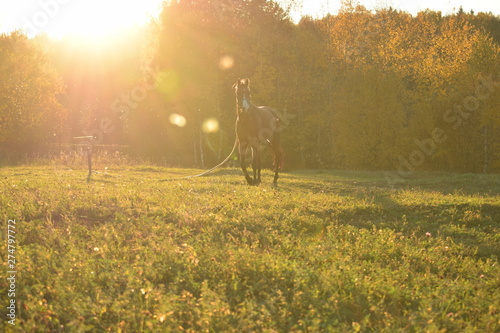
[0,32,65,162]
[151,0,296,166]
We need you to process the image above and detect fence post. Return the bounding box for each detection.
[73,136,95,182]
[87,145,92,182]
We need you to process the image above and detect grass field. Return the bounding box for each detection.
[1,165,499,332]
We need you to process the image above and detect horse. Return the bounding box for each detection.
[233,78,284,186]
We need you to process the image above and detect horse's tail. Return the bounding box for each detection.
[271,118,285,170]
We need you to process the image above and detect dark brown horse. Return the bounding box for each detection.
[233,78,284,186]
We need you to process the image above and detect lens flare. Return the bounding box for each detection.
[169,113,186,127]
[219,56,234,70]
[157,71,180,100]
[202,118,219,133]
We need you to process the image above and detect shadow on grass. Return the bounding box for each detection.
[285,171,500,261]
[333,200,499,261]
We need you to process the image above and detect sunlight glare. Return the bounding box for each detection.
[30,0,162,39]
[170,114,187,128]
[219,56,234,70]
[202,118,219,133]
[156,71,180,100]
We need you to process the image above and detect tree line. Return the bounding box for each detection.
[1,0,499,173]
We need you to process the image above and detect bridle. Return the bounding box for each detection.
[237,86,251,113]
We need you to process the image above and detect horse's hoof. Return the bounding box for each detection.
[253,179,261,186]
[246,177,254,185]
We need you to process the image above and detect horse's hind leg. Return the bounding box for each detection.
[252,147,261,186]
[239,142,253,185]
[272,154,280,186]
[271,137,283,187]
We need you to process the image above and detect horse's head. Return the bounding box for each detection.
[233,78,251,113]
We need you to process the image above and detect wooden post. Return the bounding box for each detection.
[87,145,92,182]
[73,136,95,182]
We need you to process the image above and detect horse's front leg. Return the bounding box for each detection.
[251,147,261,186]
[239,142,253,185]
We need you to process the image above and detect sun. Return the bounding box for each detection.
[23,0,162,39]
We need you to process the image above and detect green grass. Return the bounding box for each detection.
[1,165,499,332]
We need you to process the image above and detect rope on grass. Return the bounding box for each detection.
[162,138,239,182]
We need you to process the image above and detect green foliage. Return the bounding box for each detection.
[331,69,409,169]
[0,32,65,161]
[317,8,500,172]
[152,2,500,172]
[1,166,499,331]
[2,1,500,172]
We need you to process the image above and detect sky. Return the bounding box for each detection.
[0,0,499,38]
[0,0,164,38]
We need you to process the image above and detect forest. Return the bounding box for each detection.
[1,0,500,174]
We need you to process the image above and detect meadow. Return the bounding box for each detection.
[1,164,499,332]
